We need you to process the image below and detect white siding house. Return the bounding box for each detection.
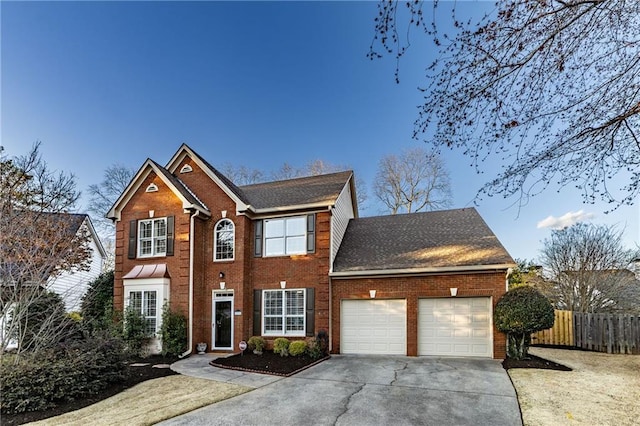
[48,216,107,311]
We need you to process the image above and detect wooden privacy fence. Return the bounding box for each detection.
[530,310,574,346]
[574,313,640,355]
[531,310,640,354]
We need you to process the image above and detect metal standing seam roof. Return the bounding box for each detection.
[332,208,515,273]
[238,170,353,210]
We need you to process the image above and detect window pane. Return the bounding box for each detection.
[130,291,142,311]
[154,219,166,237]
[264,291,283,315]
[265,238,284,256]
[264,317,283,333]
[140,240,152,255]
[140,221,152,238]
[286,216,306,236]
[146,318,157,336]
[286,236,306,254]
[154,238,166,255]
[264,219,284,238]
[286,290,305,315]
[285,317,304,332]
[144,291,157,317]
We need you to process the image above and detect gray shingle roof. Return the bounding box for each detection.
[333,208,514,273]
[239,171,352,210]
[151,160,209,212]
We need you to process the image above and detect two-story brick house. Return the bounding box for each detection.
[108,144,514,358]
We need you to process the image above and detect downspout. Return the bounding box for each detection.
[180,210,201,358]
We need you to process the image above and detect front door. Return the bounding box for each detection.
[212,291,234,350]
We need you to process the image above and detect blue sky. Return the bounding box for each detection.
[2,1,638,262]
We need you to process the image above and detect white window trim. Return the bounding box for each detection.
[262,288,306,337]
[138,217,167,258]
[124,278,169,354]
[263,216,306,257]
[214,218,235,262]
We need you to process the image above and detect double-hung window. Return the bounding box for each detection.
[264,216,306,256]
[128,290,158,336]
[138,218,167,257]
[262,289,305,336]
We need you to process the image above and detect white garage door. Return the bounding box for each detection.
[418,297,492,357]
[341,299,406,355]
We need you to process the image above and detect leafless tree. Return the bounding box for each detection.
[539,223,640,313]
[369,1,640,210]
[1,143,91,356]
[86,164,135,270]
[373,147,451,214]
[87,164,134,234]
[219,163,264,185]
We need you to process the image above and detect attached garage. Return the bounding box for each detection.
[341,299,406,355]
[418,297,492,357]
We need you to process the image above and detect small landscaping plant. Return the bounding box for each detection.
[289,340,307,356]
[273,337,290,357]
[307,330,330,360]
[494,286,554,360]
[123,306,153,357]
[159,303,187,357]
[248,336,266,354]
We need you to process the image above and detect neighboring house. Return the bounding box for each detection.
[47,214,107,311]
[108,144,515,358]
[0,213,106,350]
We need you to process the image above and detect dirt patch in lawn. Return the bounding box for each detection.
[508,347,640,426]
[210,350,329,376]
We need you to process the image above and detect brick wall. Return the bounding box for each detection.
[331,272,508,359]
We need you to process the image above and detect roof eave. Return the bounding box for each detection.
[106,160,211,221]
[246,201,335,215]
[330,263,517,278]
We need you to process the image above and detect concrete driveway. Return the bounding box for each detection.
[159,355,522,426]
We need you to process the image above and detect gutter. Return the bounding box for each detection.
[329,263,517,278]
[180,209,201,358]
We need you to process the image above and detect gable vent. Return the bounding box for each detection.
[146,183,158,192]
[180,164,193,174]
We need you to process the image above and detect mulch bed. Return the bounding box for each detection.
[210,350,330,376]
[2,355,179,426]
[502,354,572,371]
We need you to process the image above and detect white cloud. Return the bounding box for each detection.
[537,210,595,229]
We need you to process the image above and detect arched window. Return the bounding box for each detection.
[214,219,234,261]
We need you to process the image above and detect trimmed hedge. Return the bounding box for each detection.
[273,338,290,357]
[494,286,554,359]
[289,340,307,356]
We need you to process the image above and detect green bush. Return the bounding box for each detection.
[81,270,114,331]
[494,286,555,359]
[159,303,187,357]
[289,340,307,356]
[307,330,329,360]
[123,306,152,357]
[9,290,74,353]
[247,336,266,353]
[0,333,128,414]
[273,338,290,357]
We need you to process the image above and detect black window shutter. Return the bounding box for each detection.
[254,220,263,257]
[253,290,262,336]
[306,214,315,253]
[128,220,137,259]
[305,288,315,337]
[166,216,175,256]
